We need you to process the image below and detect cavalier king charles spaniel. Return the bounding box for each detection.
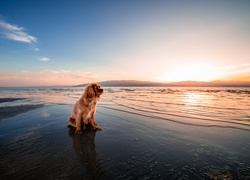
[68,83,103,134]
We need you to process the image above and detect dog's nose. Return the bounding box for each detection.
[100,89,103,92]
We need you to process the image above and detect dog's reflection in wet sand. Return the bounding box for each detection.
[68,127,105,179]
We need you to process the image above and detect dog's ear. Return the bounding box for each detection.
[84,84,95,99]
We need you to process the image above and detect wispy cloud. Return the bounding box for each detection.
[40,70,71,74]
[0,19,37,44]
[0,70,100,87]
[220,63,250,77]
[40,57,50,61]
[221,63,250,70]
[0,18,50,60]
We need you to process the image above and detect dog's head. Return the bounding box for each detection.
[84,83,103,99]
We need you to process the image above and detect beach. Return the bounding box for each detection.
[0,87,250,179]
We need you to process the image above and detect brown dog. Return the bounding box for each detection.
[68,83,103,134]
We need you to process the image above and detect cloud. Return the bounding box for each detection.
[40,57,50,61]
[221,63,250,70]
[0,19,37,44]
[215,63,250,81]
[40,70,71,74]
[221,63,250,75]
[0,70,100,87]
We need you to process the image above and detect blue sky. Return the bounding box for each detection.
[0,0,250,86]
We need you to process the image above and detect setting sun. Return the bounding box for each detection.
[159,63,220,82]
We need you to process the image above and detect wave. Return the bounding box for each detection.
[99,105,250,132]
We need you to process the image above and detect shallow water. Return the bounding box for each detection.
[0,87,250,179]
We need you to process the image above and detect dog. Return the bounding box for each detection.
[68,83,103,134]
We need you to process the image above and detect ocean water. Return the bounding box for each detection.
[1,86,250,131]
[0,86,250,179]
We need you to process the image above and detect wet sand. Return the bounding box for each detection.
[0,104,44,120]
[0,98,44,120]
[0,99,250,179]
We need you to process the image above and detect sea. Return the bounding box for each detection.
[1,86,249,131]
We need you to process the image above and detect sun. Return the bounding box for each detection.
[159,63,220,82]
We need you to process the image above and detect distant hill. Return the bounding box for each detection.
[75,80,250,87]
[75,80,162,87]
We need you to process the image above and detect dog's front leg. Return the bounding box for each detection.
[90,113,102,131]
[75,113,82,134]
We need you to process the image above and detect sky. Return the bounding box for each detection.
[0,0,250,87]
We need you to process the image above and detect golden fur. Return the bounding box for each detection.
[68,83,103,134]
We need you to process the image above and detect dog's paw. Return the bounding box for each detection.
[75,130,82,134]
[91,126,102,131]
[95,127,102,131]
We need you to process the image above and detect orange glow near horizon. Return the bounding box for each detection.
[0,63,250,87]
